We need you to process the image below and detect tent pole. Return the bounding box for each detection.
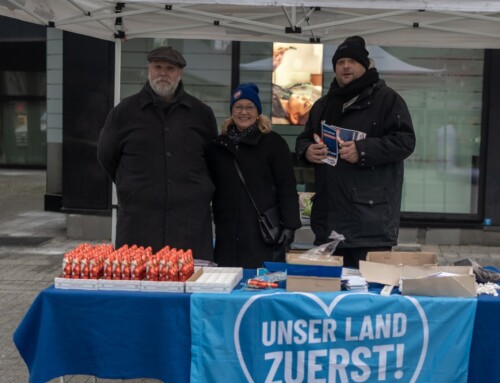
[111,39,121,247]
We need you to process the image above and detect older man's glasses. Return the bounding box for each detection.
[233,105,257,113]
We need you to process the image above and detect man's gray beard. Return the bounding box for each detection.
[149,76,179,99]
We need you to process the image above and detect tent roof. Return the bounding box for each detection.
[1,1,500,48]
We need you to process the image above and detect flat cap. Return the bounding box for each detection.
[147,46,186,68]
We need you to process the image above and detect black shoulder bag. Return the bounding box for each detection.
[233,158,283,245]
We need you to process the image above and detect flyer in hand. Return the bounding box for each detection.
[314,122,367,166]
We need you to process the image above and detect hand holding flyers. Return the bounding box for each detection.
[319,122,366,166]
[316,129,338,166]
[304,134,328,164]
[313,133,324,146]
[339,141,359,164]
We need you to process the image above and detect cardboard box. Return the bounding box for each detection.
[359,251,476,297]
[185,267,243,293]
[286,252,343,266]
[366,251,437,266]
[286,275,341,292]
[98,279,141,291]
[140,266,202,293]
[285,252,342,292]
[140,280,185,293]
[400,266,476,298]
[360,251,437,286]
[54,277,99,290]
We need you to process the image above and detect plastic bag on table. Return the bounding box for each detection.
[454,258,500,284]
[245,271,287,290]
[296,231,345,260]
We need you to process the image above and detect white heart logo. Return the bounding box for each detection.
[234,292,428,383]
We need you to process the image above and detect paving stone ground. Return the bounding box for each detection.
[1,169,499,383]
[0,170,161,383]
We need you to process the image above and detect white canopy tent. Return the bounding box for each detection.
[1,0,500,48]
[2,0,497,243]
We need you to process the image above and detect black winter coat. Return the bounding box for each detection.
[207,128,302,268]
[296,79,416,248]
[97,82,217,260]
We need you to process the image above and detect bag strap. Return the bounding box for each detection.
[233,158,262,216]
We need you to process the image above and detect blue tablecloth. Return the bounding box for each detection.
[12,276,500,383]
[14,287,191,383]
[468,294,500,382]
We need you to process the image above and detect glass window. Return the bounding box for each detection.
[120,38,232,128]
[121,39,483,217]
[0,71,46,166]
[240,42,483,215]
[384,47,483,215]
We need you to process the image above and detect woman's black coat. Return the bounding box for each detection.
[207,128,301,269]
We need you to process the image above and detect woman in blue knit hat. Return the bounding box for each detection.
[207,83,302,268]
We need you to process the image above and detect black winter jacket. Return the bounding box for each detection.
[97,82,217,260]
[207,128,301,268]
[296,79,415,248]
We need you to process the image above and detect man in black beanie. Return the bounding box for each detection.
[331,36,370,70]
[295,36,416,268]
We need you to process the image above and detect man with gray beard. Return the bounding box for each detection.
[98,46,218,261]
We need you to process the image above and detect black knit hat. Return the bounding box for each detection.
[332,36,370,71]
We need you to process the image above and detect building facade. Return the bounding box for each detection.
[1,16,499,245]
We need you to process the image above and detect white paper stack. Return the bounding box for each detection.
[341,267,362,278]
[342,275,368,292]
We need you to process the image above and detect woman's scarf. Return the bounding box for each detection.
[227,123,258,144]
